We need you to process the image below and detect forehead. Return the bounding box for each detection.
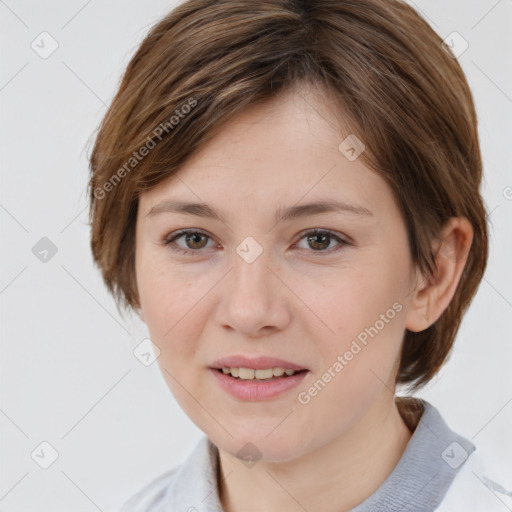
[138,86,389,219]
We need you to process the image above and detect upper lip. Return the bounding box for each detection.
[209,355,308,371]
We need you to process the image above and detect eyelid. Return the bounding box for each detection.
[292,229,350,253]
[162,227,351,255]
[163,228,217,252]
[294,227,352,246]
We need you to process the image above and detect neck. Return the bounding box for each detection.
[217,395,417,512]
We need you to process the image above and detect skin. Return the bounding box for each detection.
[134,82,473,512]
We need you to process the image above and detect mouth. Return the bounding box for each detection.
[209,355,308,373]
[208,355,310,400]
[214,367,309,381]
[209,366,310,401]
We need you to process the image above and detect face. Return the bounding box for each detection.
[135,83,419,462]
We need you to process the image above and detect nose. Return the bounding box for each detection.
[214,249,292,338]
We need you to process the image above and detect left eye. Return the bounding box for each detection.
[295,229,347,252]
[163,229,349,254]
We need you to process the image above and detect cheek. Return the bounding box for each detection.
[136,258,194,353]
[292,295,406,448]
[298,254,409,397]
[137,245,197,328]
[137,266,206,406]
[304,264,407,344]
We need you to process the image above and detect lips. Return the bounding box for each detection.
[209,355,308,371]
[210,367,309,401]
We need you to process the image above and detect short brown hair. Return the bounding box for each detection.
[87,0,488,390]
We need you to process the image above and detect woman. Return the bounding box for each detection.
[88,0,509,510]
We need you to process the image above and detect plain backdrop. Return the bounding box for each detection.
[1,1,511,511]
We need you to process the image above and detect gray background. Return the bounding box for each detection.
[1,0,511,510]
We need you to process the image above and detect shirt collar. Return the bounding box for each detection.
[351,398,475,511]
[162,399,475,512]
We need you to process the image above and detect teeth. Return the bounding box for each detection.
[220,367,298,380]
[239,367,255,379]
[255,369,273,379]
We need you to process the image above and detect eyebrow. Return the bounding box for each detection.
[146,199,373,224]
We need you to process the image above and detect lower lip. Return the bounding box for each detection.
[209,368,309,401]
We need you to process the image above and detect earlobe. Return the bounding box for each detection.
[405,217,473,333]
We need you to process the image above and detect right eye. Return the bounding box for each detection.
[162,229,219,254]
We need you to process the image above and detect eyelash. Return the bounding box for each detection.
[162,228,351,256]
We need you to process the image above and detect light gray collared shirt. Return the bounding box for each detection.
[120,399,475,512]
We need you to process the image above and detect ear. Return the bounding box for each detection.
[405,217,473,332]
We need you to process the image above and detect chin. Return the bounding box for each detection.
[211,427,310,464]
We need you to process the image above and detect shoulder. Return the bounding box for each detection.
[435,445,512,512]
[117,436,217,512]
[118,466,180,512]
[395,398,511,512]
